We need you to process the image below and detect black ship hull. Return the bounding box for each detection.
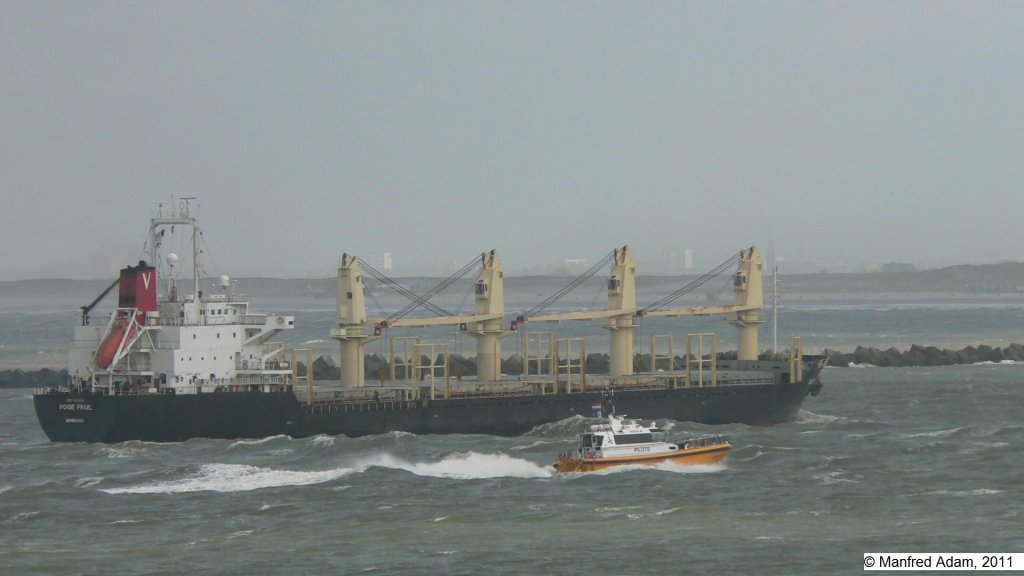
[33,371,821,443]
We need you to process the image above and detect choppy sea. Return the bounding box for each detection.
[1,292,1022,574]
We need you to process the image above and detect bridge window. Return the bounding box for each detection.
[614,433,653,444]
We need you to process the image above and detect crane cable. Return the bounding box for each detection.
[520,250,616,320]
[356,258,454,319]
[640,251,742,313]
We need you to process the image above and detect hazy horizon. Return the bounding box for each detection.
[3,2,1022,281]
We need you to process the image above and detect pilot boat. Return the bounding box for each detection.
[555,414,731,473]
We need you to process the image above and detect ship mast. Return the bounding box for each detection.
[149,198,200,319]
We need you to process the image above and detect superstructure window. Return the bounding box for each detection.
[614,433,653,444]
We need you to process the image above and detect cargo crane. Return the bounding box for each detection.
[331,250,508,387]
[513,246,637,378]
[512,246,766,377]
[637,246,765,362]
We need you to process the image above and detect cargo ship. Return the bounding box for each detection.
[34,201,824,443]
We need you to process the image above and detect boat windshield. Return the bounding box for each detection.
[613,433,653,445]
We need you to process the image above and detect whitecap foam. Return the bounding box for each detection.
[98,446,145,459]
[796,410,843,424]
[812,471,860,485]
[310,435,335,447]
[627,507,681,520]
[898,427,965,439]
[75,476,104,489]
[910,488,1002,497]
[7,511,39,523]
[101,463,357,494]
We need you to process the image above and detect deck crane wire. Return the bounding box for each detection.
[640,251,742,313]
[356,259,454,319]
[520,250,616,320]
[357,253,487,324]
[385,254,483,322]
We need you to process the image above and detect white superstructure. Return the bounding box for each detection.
[67,199,295,395]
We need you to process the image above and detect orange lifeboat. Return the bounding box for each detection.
[95,311,143,369]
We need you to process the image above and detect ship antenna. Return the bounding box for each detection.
[178,197,201,311]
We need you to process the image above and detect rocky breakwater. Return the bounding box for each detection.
[0,368,68,389]
[824,343,1024,367]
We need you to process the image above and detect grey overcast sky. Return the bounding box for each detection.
[2,1,1022,280]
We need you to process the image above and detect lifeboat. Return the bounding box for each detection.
[554,414,730,473]
[95,310,143,369]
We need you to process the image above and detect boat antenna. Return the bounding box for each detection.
[768,226,777,357]
[772,262,778,357]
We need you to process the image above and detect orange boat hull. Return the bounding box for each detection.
[555,443,730,473]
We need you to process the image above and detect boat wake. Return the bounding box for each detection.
[101,452,552,494]
[364,452,553,480]
[101,463,356,494]
[796,410,844,424]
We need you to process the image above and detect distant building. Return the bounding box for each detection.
[562,258,587,275]
[362,253,393,271]
[664,247,694,274]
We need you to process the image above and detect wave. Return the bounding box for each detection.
[508,439,557,451]
[973,360,1020,365]
[526,416,586,437]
